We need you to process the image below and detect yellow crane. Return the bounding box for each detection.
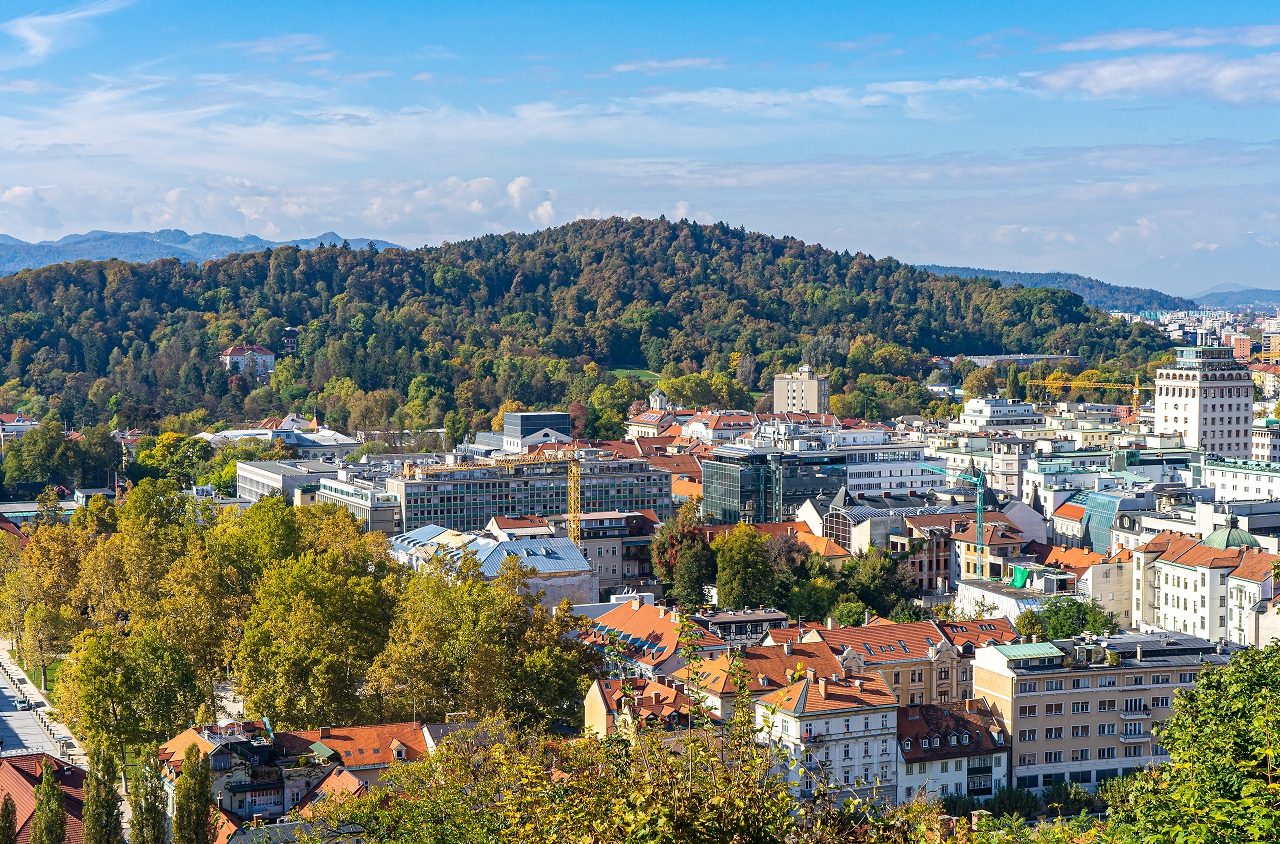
[1025,373,1153,416]
[401,448,583,543]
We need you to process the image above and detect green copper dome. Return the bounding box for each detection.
[1204,515,1261,550]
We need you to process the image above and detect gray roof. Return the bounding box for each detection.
[391,526,591,577]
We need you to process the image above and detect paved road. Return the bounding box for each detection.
[0,666,59,756]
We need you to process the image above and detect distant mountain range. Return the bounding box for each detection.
[922,265,1197,313]
[0,229,403,276]
[1193,283,1280,309]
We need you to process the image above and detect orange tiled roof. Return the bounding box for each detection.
[594,678,696,722]
[1139,530,1257,569]
[759,671,896,715]
[296,767,368,817]
[676,641,843,697]
[938,618,1018,649]
[1230,548,1280,583]
[290,722,428,766]
[1053,502,1086,522]
[897,701,1007,763]
[493,515,550,530]
[584,602,726,668]
[671,478,703,498]
[1045,546,1104,579]
[903,512,1013,533]
[805,620,951,663]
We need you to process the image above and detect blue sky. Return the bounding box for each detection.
[2,1,1280,294]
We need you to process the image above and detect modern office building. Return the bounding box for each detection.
[235,460,341,502]
[702,445,848,524]
[501,411,574,453]
[314,472,403,534]
[973,633,1236,794]
[773,365,830,414]
[1154,346,1254,458]
[386,457,671,532]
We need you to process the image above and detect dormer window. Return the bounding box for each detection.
[961,733,970,745]
[949,735,957,746]
[903,738,912,750]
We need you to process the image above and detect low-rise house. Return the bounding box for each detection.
[1045,546,1134,628]
[584,677,698,737]
[755,668,899,803]
[896,700,1010,804]
[691,607,790,649]
[220,344,275,376]
[675,639,845,720]
[0,754,85,844]
[579,598,728,678]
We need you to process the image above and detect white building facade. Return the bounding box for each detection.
[1154,346,1253,458]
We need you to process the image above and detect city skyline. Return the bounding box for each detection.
[2,1,1280,294]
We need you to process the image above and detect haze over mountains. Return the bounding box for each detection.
[0,229,402,276]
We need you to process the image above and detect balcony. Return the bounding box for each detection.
[1120,732,1152,744]
[801,731,827,744]
[1121,708,1151,720]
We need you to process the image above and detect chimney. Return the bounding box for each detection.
[670,609,681,625]
[657,606,666,619]
[826,616,834,630]
[630,597,641,611]
[805,667,817,683]
[784,641,793,656]
[907,703,920,720]
[818,678,828,699]
[319,727,331,738]
[864,609,871,626]
[1136,645,1144,661]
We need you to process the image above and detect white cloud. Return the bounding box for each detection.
[993,224,1077,245]
[1057,24,1280,53]
[1107,217,1158,244]
[529,200,555,227]
[865,76,1019,95]
[1,0,131,64]
[640,85,885,116]
[1034,51,1280,103]
[0,185,61,231]
[1193,240,1220,251]
[228,33,327,59]
[609,57,722,74]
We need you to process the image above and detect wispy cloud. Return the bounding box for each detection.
[609,57,723,74]
[1057,24,1280,53]
[640,85,884,116]
[228,33,327,60]
[1035,52,1280,103]
[1,0,131,63]
[866,76,1020,95]
[821,34,891,52]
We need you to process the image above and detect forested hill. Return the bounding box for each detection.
[0,217,1170,430]
[923,265,1196,312]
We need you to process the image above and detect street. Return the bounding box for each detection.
[0,665,60,756]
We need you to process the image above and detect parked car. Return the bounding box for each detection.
[15,698,30,711]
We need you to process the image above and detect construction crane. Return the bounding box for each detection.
[401,448,583,543]
[1025,373,1152,416]
[919,463,989,578]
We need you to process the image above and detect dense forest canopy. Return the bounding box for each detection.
[0,217,1171,431]
[923,264,1197,313]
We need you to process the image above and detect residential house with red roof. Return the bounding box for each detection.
[0,754,84,844]
[219,344,275,377]
[673,639,844,719]
[755,667,899,803]
[579,598,728,678]
[583,676,699,737]
[895,699,1009,804]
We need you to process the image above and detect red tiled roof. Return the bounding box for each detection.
[583,602,726,668]
[290,722,427,767]
[938,618,1018,649]
[593,678,697,726]
[903,512,1013,533]
[647,454,703,482]
[804,620,950,663]
[1230,549,1280,583]
[1045,546,1104,579]
[0,754,85,844]
[676,641,843,697]
[222,344,273,356]
[1053,502,1086,522]
[952,521,1025,546]
[296,767,368,817]
[759,671,896,715]
[897,701,1007,763]
[493,515,550,530]
[1139,530,1259,569]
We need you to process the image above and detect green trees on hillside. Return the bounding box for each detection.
[0,219,1168,433]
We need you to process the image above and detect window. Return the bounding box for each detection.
[941,760,950,773]
[1044,751,1063,764]
[1099,699,1117,712]
[1018,681,1038,693]
[1018,754,1036,767]
[1099,723,1117,736]
[1045,727,1063,740]
[1044,703,1064,716]
[1072,702,1091,714]
[1098,747,1117,759]
[1071,749,1091,762]
[1072,677,1092,690]
[1151,696,1171,709]
[1044,679,1064,691]
[1016,775,1040,789]
[1019,705,1037,718]
[1124,745,1144,758]
[905,762,914,775]
[1071,725,1090,738]
[1018,729,1037,742]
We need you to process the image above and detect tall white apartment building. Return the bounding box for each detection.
[774,365,831,414]
[1154,346,1253,458]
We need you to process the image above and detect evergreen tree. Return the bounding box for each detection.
[29,763,65,844]
[82,747,124,844]
[127,750,169,844]
[0,794,16,844]
[171,744,214,844]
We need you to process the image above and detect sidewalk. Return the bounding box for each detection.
[0,641,85,766]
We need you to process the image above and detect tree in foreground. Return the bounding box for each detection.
[82,746,124,844]
[127,749,169,844]
[0,795,16,844]
[171,744,215,844]
[29,763,65,844]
